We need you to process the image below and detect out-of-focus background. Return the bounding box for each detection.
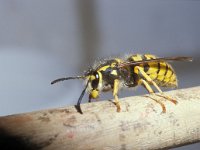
[0,1,199,149]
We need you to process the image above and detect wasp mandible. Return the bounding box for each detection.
[51,54,192,114]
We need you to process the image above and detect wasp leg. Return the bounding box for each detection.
[113,79,121,112]
[155,94,178,105]
[88,96,92,103]
[136,66,178,105]
[141,79,166,113]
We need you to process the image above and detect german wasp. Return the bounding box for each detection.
[51,54,192,114]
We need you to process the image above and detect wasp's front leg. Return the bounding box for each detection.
[113,79,121,112]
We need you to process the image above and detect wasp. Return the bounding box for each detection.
[51,54,192,114]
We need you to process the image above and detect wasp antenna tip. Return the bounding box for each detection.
[75,105,83,114]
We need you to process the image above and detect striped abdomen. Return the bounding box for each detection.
[127,54,178,87]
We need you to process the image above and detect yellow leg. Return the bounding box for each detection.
[141,79,166,113]
[136,66,178,105]
[135,66,162,93]
[113,79,121,112]
[155,94,178,105]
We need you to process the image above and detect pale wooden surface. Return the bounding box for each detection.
[0,86,200,150]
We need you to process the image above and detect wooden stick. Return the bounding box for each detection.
[0,86,200,150]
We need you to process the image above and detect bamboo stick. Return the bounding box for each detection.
[0,86,200,150]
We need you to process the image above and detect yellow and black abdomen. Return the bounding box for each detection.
[127,54,178,87]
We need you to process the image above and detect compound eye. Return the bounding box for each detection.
[91,72,99,89]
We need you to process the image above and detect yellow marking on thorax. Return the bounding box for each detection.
[130,55,143,74]
[111,58,123,67]
[111,70,117,75]
[98,65,110,72]
[111,63,116,67]
[114,58,123,63]
[131,54,143,61]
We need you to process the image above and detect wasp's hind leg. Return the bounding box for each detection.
[113,79,121,112]
[141,71,178,105]
[135,66,178,106]
[155,94,178,105]
[141,79,166,113]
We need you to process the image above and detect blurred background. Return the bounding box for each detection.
[0,0,199,149]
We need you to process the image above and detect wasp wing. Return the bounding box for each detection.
[118,56,193,68]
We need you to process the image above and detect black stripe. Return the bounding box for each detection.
[142,55,150,73]
[163,71,174,86]
[157,62,161,74]
[169,71,173,78]
[164,64,169,76]
[161,64,169,82]
[153,62,161,81]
